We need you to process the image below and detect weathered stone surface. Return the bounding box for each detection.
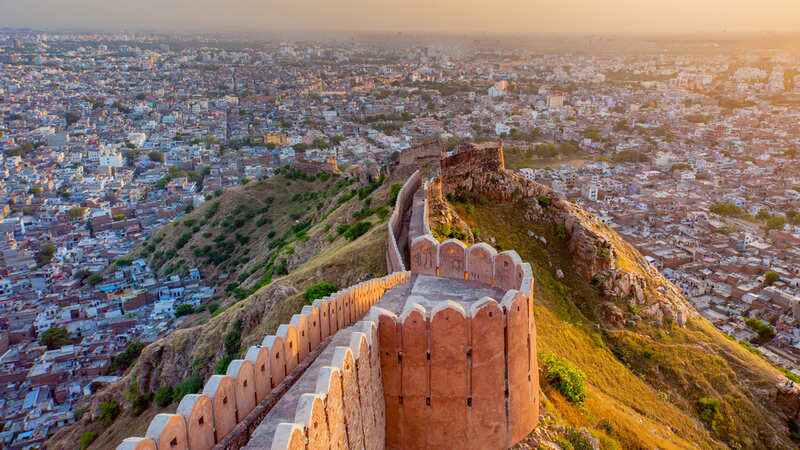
[350,332,376,444]
[290,314,310,360]
[316,366,347,449]
[495,250,522,291]
[332,347,365,450]
[376,311,401,450]
[262,336,287,388]
[439,239,467,280]
[410,234,438,276]
[519,262,534,300]
[295,394,329,449]
[269,423,305,450]
[400,303,429,450]
[176,394,215,450]
[359,319,385,448]
[503,290,537,446]
[467,242,497,284]
[203,375,238,442]
[334,294,345,334]
[469,298,506,450]
[302,305,321,350]
[277,324,300,372]
[116,437,158,450]
[227,359,257,421]
[244,346,271,404]
[429,302,468,450]
[145,413,189,450]
[313,298,332,339]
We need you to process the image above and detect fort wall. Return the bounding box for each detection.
[121,140,541,450]
[372,291,537,450]
[387,170,421,272]
[247,319,385,450]
[117,271,411,450]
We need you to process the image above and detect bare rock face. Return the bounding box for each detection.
[775,382,800,421]
[427,180,474,243]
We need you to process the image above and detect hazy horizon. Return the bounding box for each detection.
[2,0,800,35]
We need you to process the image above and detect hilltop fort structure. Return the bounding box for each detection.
[116,142,540,450]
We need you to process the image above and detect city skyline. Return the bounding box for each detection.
[2,0,800,34]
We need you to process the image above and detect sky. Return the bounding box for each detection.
[1,0,800,34]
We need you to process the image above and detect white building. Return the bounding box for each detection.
[494,122,511,136]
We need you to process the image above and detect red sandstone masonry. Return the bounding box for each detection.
[439,239,468,280]
[387,170,422,272]
[145,414,189,450]
[371,289,537,450]
[116,272,410,450]
[176,394,216,450]
[116,437,157,450]
[226,360,257,422]
[469,298,506,450]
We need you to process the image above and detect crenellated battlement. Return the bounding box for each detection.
[372,288,538,450]
[115,272,411,450]
[117,143,540,450]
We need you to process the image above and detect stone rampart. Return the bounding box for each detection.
[410,234,532,296]
[250,319,385,450]
[386,170,421,272]
[116,271,411,450]
[371,290,538,450]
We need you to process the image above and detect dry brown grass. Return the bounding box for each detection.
[452,200,794,449]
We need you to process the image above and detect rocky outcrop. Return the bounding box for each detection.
[434,142,692,328]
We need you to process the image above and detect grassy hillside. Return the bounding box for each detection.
[47,169,405,450]
[136,168,392,302]
[452,201,795,450]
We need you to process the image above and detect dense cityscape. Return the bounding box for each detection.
[1,30,800,448]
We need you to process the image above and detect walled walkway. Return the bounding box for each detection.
[241,178,430,449]
[243,168,538,450]
[118,165,538,450]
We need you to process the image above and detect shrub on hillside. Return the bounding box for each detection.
[39,326,70,349]
[79,431,97,450]
[745,317,776,342]
[389,183,402,204]
[342,221,372,241]
[124,379,151,416]
[305,281,338,303]
[109,340,145,373]
[154,386,174,408]
[540,352,587,403]
[173,374,203,399]
[697,396,722,432]
[174,304,194,318]
[537,195,552,208]
[764,270,780,285]
[98,400,120,426]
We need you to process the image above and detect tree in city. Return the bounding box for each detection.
[36,243,56,266]
[764,271,780,286]
[148,150,165,163]
[39,326,71,349]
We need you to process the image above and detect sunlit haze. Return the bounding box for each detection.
[3,0,800,33]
